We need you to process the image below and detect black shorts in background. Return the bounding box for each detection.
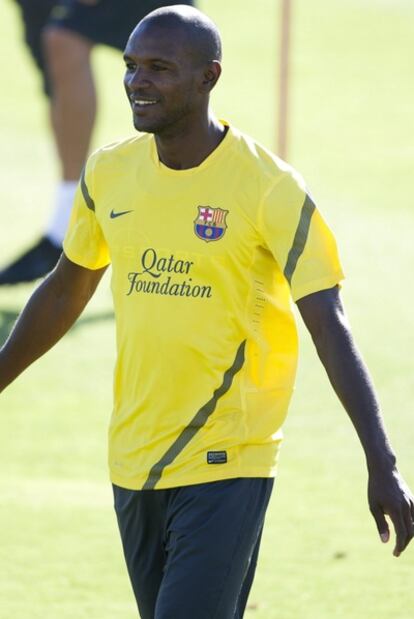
[13,0,55,80]
[13,0,195,94]
[47,0,195,51]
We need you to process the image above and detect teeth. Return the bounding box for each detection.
[133,99,157,106]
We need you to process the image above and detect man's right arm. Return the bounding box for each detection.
[0,253,107,393]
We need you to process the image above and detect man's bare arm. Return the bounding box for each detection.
[0,254,107,393]
[297,286,414,557]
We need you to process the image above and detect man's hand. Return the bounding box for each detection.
[297,286,414,557]
[368,467,414,557]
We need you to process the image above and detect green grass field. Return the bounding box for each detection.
[1,0,413,617]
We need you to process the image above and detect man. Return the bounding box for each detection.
[1,6,413,618]
[0,0,194,285]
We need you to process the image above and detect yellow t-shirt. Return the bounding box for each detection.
[63,123,344,490]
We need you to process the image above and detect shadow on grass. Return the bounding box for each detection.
[0,309,114,346]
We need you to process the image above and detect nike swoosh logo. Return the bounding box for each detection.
[110,209,133,219]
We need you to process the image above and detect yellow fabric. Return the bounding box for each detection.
[64,123,344,490]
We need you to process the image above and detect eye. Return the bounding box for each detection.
[125,61,136,71]
[152,63,167,71]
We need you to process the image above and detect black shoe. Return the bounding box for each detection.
[0,237,62,285]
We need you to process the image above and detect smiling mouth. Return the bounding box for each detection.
[132,98,159,108]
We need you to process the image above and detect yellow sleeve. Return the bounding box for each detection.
[63,156,111,270]
[259,169,345,301]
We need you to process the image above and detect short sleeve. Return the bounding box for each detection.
[63,158,111,270]
[259,169,345,302]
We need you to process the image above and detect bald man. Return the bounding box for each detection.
[1,6,413,618]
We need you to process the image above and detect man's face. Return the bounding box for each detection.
[123,22,203,135]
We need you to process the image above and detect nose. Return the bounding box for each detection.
[125,66,151,91]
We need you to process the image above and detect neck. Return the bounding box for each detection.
[154,112,226,170]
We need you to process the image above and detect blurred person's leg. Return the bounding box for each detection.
[43,27,96,246]
[0,0,63,285]
[1,2,99,285]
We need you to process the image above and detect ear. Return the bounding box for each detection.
[199,60,222,93]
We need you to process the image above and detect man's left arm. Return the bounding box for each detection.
[297,285,414,557]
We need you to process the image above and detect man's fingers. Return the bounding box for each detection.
[403,508,414,549]
[401,500,414,553]
[370,505,389,542]
[390,510,409,557]
[391,495,414,556]
[368,473,414,556]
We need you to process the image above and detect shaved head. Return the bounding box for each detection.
[132,5,222,66]
[123,6,223,137]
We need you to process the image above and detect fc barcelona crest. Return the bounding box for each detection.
[194,206,228,242]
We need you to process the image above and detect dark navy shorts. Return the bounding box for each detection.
[113,478,274,619]
[13,0,194,94]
